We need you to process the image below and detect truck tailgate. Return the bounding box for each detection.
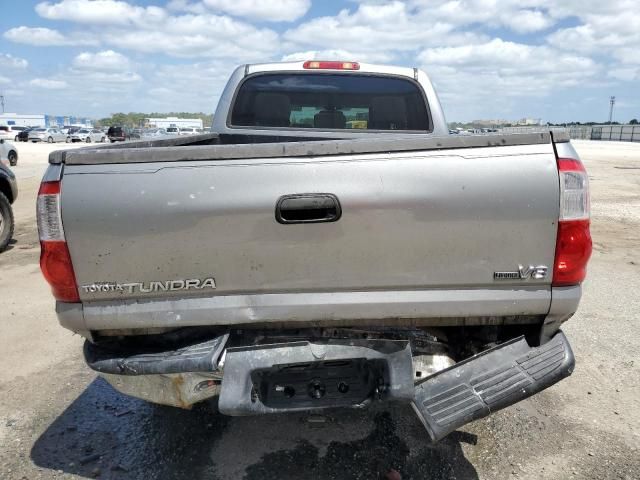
[61,142,559,320]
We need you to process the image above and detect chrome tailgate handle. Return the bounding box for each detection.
[275,193,342,224]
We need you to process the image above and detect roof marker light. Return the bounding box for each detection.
[303,61,360,70]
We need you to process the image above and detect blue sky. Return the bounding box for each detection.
[1,0,638,122]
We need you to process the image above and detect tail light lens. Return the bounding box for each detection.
[37,181,80,302]
[553,157,592,286]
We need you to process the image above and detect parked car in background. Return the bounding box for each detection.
[0,151,18,252]
[166,126,180,135]
[17,127,37,142]
[70,129,106,143]
[28,127,67,143]
[107,126,128,142]
[63,127,82,137]
[179,126,203,135]
[0,139,18,167]
[0,125,27,142]
[142,128,168,138]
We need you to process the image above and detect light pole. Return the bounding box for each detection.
[0,94,4,114]
[608,96,616,123]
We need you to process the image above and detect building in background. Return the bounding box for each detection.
[46,115,93,128]
[145,117,203,129]
[0,113,92,127]
[0,113,45,126]
[516,118,541,126]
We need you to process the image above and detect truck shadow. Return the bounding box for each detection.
[31,377,479,479]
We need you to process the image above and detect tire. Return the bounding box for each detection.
[66,137,70,143]
[0,192,14,253]
[86,137,91,143]
[101,137,106,143]
[14,135,19,142]
[48,137,54,143]
[8,150,17,167]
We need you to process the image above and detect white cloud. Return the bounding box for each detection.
[146,60,232,110]
[608,68,639,82]
[281,49,393,63]
[284,2,485,54]
[4,26,71,46]
[202,0,311,22]
[3,26,97,46]
[7,2,281,61]
[0,76,11,85]
[35,0,167,26]
[544,0,640,57]
[418,38,600,119]
[613,48,640,66]
[420,39,597,77]
[100,16,279,60]
[29,78,68,89]
[167,0,207,14]
[73,50,130,70]
[0,53,28,69]
[501,9,554,34]
[70,70,142,84]
[424,1,555,33]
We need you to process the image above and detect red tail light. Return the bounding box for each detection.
[553,157,592,286]
[37,181,80,302]
[303,60,360,70]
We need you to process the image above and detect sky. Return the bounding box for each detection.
[0,0,638,123]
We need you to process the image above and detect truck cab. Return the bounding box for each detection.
[212,60,449,137]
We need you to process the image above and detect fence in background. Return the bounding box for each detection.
[500,125,640,142]
[589,125,640,142]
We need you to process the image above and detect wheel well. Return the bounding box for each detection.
[0,178,14,203]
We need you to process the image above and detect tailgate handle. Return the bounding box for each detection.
[276,194,342,224]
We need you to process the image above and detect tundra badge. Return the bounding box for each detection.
[494,265,548,280]
[81,277,216,294]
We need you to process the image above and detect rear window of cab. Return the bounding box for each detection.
[230,73,431,131]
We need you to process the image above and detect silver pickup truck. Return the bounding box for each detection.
[38,61,592,441]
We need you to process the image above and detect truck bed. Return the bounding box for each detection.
[49,131,565,165]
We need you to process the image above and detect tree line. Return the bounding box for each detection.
[546,119,638,126]
[450,119,638,129]
[95,112,213,128]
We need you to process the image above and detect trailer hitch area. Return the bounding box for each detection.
[218,339,414,415]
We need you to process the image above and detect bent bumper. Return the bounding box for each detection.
[412,330,574,441]
[86,330,574,441]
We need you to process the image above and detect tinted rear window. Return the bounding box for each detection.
[230,73,430,131]
[0,126,8,131]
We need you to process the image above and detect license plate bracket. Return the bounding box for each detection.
[252,358,388,409]
[218,339,414,416]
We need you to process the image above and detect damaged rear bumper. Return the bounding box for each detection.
[84,331,574,441]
